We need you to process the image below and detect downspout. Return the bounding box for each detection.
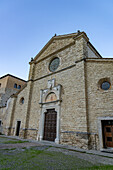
[83,58,90,149]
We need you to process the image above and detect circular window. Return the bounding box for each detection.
[20,97,24,104]
[101,81,110,90]
[49,57,60,72]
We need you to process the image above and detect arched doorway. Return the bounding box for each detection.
[38,79,62,144]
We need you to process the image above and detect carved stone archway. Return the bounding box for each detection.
[37,79,62,144]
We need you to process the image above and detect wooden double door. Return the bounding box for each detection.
[103,120,113,148]
[43,109,57,142]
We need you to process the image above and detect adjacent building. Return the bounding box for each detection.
[0,74,26,133]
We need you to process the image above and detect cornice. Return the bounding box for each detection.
[86,58,113,62]
[33,37,54,61]
[0,74,26,82]
[73,32,89,42]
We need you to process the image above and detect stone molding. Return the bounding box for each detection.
[37,79,62,144]
[98,116,113,150]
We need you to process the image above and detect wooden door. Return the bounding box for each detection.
[104,121,113,147]
[43,109,57,141]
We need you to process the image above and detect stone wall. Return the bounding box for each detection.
[4,84,29,137]
[86,59,113,149]
[87,46,99,58]
[25,35,90,147]
[0,75,26,107]
[60,132,89,149]
[35,36,75,62]
[0,76,8,93]
[0,107,6,134]
[4,32,110,151]
[0,88,17,107]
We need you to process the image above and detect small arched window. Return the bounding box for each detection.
[20,97,24,104]
[18,85,21,89]
[0,83,1,88]
[14,83,17,88]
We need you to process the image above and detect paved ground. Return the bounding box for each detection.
[0,135,113,169]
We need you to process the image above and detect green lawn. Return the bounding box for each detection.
[3,140,29,144]
[0,136,113,169]
[0,147,113,170]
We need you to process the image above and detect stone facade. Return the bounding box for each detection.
[1,31,113,150]
[0,74,26,134]
[0,74,26,107]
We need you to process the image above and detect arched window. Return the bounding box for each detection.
[18,85,21,89]
[20,97,24,104]
[0,83,1,88]
[45,92,57,102]
[14,83,17,88]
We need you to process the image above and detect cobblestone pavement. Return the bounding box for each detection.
[0,135,113,166]
[0,142,43,149]
[47,147,113,165]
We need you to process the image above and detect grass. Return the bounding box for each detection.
[4,140,29,144]
[0,148,89,169]
[0,147,112,170]
[85,165,113,169]
[0,137,113,169]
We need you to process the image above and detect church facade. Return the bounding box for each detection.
[2,31,113,150]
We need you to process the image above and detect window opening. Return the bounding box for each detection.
[14,83,17,88]
[20,97,24,104]
[16,121,21,136]
[101,81,110,90]
[49,57,60,72]
[18,85,21,89]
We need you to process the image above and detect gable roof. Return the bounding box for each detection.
[33,31,90,63]
[0,74,27,82]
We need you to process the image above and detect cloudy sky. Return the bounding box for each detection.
[0,0,113,80]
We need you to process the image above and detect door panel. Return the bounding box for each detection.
[104,122,113,148]
[43,109,57,141]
